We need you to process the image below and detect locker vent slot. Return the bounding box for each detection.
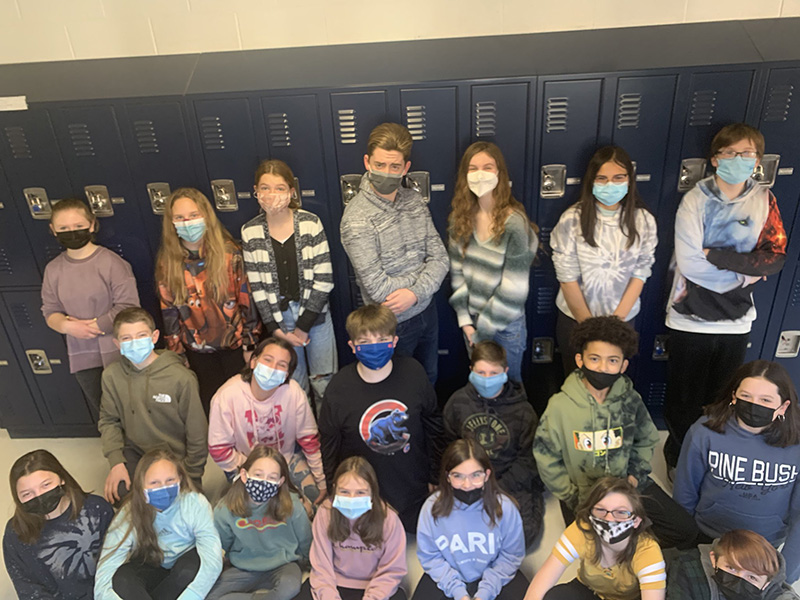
[791,276,800,307]
[134,120,159,154]
[546,97,568,132]
[3,126,31,159]
[0,248,11,274]
[337,109,357,145]
[647,382,667,409]
[689,90,717,127]
[405,105,427,141]
[536,286,555,314]
[763,84,793,122]
[200,116,225,150]
[10,302,33,329]
[45,244,62,263]
[617,93,642,129]
[108,243,125,259]
[475,101,497,137]
[538,227,551,246]
[267,113,291,147]
[68,123,95,157]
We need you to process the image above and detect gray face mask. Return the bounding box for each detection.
[369,170,403,195]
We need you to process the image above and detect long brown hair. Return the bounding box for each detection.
[254,160,301,210]
[327,457,388,548]
[9,450,87,545]
[102,449,197,566]
[432,438,512,527]
[221,445,299,520]
[576,146,651,249]
[448,141,538,252]
[156,187,236,305]
[704,360,800,447]
[575,477,653,570]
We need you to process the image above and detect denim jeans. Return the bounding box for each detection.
[464,313,527,382]
[395,300,439,384]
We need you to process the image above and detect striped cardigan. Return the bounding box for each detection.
[241,209,333,333]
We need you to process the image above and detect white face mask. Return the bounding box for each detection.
[467,171,499,198]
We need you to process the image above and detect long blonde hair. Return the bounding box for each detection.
[156,187,236,305]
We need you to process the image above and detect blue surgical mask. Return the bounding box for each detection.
[715,156,757,185]
[144,483,179,511]
[468,370,508,398]
[174,218,206,243]
[253,363,287,391]
[333,495,373,520]
[120,337,155,365]
[592,182,629,206]
[354,341,395,371]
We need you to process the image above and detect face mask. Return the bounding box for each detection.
[244,476,280,504]
[333,495,373,520]
[715,156,757,185]
[21,485,65,516]
[354,341,395,371]
[469,371,507,398]
[592,182,629,206]
[589,515,637,545]
[120,337,155,365]
[368,170,403,195]
[55,229,93,250]
[734,398,777,429]
[467,171,499,198]
[259,193,292,212]
[144,483,179,511]
[713,568,766,600]
[580,365,622,391]
[174,218,206,243]
[253,363,287,391]
[453,487,484,506]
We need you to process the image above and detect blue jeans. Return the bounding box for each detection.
[464,314,526,382]
[395,300,438,384]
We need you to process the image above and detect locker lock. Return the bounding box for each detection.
[775,330,800,359]
[210,179,238,212]
[531,337,554,363]
[404,171,431,204]
[339,174,362,206]
[652,334,669,361]
[84,186,115,217]
[752,154,781,188]
[25,349,52,375]
[147,183,171,215]
[23,187,53,220]
[677,158,707,193]
[540,165,567,199]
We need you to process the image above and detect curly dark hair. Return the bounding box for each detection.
[570,316,639,359]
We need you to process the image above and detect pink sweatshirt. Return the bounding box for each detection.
[309,502,407,600]
[208,375,325,489]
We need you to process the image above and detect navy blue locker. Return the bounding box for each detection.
[329,91,388,175]
[0,312,44,432]
[769,255,800,390]
[0,163,40,287]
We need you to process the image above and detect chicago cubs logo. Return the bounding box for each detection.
[359,399,411,455]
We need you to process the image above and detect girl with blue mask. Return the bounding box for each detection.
[94,449,222,600]
[551,145,657,377]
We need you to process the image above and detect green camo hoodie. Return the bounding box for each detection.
[533,370,659,509]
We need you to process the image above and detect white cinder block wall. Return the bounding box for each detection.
[0,0,799,65]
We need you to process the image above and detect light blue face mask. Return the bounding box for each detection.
[333,494,373,520]
[174,217,206,243]
[592,182,629,207]
[469,370,508,398]
[253,362,287,391]
[715,156,757,185]
[120,336,155,365]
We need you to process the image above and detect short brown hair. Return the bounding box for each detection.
[346,304,397,340]
[367,123,413,162]
[471,340,507,368]
[253,159,301,210]
[714,530,780,578]
[113,307,156,338]
[710,123,765,158]
[50,198,96,225]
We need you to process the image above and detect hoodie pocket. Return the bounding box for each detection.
[698,501,786,541]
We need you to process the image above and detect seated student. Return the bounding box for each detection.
[533,316,697,549]
[3,449,114,599]
[319,303,445,532]
[666,529,800,600]
[208,445,312,600]
[674,359,800,583]
[524,477,666,600]
[415,438,528,600]
[208,336,326,504]
[94,448,223,600]
[98,307,208,504]
[296,456,407,600]
[443,340,543,546]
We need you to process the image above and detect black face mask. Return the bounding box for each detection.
[713,568,766,600]
[55,229,93,250]
[453,487,484,506]
[580,365,622,391]
[734,398,777,429]
[22,485,65,516]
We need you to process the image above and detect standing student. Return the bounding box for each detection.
[296,456,407,600]
[157,187,260,416]
[414,438,529,600]
[524,477,666,600]
[242,160,336,403]
[663,123,788,469]
[94,449,222,600]
[208,337,327,503]
[41,198,140,418]
[340,122,449,384]
[447,142,539,382]
[4,450,114,599]
[551,146,657,376]
[673,360,800,583]
[208,445,312,600]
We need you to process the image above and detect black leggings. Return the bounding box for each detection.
[544,578,600,599]
[411,571,529,600]
[295,579,407,600]
[112,548,200,600]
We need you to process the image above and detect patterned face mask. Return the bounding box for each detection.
[244,476,280,504]
[589,515,637,545]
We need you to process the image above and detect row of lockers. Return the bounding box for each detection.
[1,60,800,436]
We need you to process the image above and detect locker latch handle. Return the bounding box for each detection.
[540,165,567,199]
[677,158,707,192]
[211,179,238,212]
[25,349,53,375]
[147,183,171,214]
[339,174,362,206]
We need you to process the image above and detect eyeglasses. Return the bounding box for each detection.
[448,471,486,484]
[591,507,634,520]
[716,150,758,159]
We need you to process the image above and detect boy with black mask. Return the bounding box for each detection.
[533,316,698,549]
